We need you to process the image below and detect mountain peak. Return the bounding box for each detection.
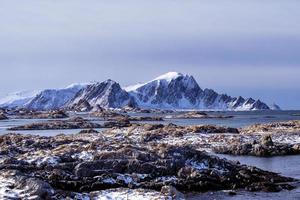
[153,72,184,82]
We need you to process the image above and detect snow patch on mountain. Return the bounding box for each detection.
[0,90,40,108]
[26,83,89,110]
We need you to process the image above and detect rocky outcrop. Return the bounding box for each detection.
[8,117,102,130]
[90,110,126,119]
[68,99,92,112]
[4,108,69,119]
[214,135,300,157]
[0,133,295,199]
[167,111,233,119]
[242,120,300,134]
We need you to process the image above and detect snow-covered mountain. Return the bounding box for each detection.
[126,72,273,111]
[68,80,132,109]
[26,83,89,110]
[0,72,279,111]
[125,72,203,109]
[0,90,40,108]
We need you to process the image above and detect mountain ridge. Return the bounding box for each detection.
[0,72,280,111]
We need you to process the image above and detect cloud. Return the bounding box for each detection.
[0,0,299,108]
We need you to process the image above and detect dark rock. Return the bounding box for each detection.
[0,113,8,120]
[78,129,99,134]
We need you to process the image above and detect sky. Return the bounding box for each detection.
[0,0,299,109]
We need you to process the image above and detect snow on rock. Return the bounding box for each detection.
[68,80,132,109]
[2,72,275,111]
[71,151,94,161]
[91,188,172,200]
[0,176,22,199]
[127,72,271,111]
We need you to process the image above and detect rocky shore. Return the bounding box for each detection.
[4,109,69,119]
[241,120,300,134]
[0,132,296,199]
[166,111,233,119]
[8,117,103,130]
[214,135,300,157]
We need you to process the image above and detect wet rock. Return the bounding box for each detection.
[78,129,99,134]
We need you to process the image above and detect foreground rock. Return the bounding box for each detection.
[214,135,300,157]
[8,117,102,130]
[0,132,295,199]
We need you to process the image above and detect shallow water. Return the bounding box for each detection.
[132,110,300,128]
[0,118,106,136]
[1,110,300,135]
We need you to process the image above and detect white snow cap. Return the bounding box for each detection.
[124,72,184,92]
[153,72,183,82]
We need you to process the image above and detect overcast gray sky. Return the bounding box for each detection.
[0,0,299,109]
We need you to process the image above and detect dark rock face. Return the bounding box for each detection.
[68,99,92,112]
[69,80,131,109]
[128,73,272,111]
[214,135,300,157]
[130,74,203,109]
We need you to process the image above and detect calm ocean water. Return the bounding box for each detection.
[1,110,300,135]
